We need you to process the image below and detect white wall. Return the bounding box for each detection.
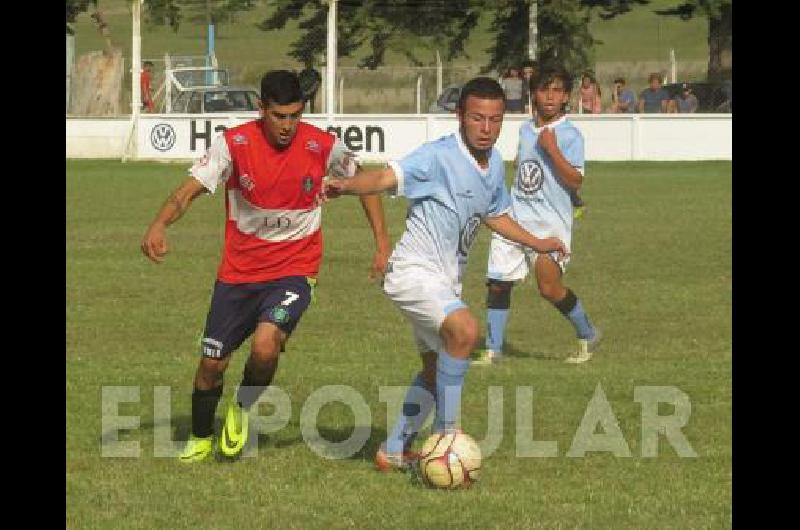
[66,113,731,162]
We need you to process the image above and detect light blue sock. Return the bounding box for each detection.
[433,350,470,433]
[486,308,509,352]
[385,373,435,454]
[567,300,595,340]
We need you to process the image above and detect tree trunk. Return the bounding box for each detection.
[707,3,731,81]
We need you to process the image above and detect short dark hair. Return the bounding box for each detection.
[143,61,154,68]
[260,70,303,105]
[529,65,573,94]
[457,77,506,110]
[614,77,626,85]
[520,59,538,69]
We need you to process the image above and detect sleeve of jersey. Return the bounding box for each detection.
[486,163,512,218]
[326,137,359,179]
[388,143,434,199]
[563,131,585,175]
[189,133,233,194]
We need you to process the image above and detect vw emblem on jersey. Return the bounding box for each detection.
[302,175,314,193]
[518,159,544,194]
[150,123,176,152]
[458,214,482,257]
[233,134,248,145]
[305,139,321,153]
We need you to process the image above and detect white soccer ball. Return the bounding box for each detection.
[419,431,482,489]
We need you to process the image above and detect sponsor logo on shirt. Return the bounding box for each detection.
[458,214,482,257]
[233,134,248,145]
[305,139,321,153]
[517,159,544,194]
[239,173,255,191]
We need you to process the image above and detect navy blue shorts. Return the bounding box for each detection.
[199,276,313,359]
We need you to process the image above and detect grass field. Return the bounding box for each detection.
[66,159,731,529]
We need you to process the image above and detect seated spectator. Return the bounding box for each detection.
[610,77,635,113]
[670,83,699,113]
[579,72,602,114]
[638,73,670,113]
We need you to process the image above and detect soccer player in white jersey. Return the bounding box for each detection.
[476,65,601,366]
[324,77,568,470]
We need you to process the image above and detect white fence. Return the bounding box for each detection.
[66,114,731,162]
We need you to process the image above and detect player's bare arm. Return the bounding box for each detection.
[483,213,569,261]
[141,177,208,263]
[325,166,398,197]
[537,128,583,191]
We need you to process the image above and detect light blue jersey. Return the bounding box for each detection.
[389,133,511,284]
[511,116,584,237]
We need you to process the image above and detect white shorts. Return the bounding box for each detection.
[382,261,466,353]
[486,230,571,282]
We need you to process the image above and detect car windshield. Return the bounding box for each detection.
[203,91,259,112]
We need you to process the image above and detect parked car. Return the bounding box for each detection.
[428,84,462,113]
[662,80,732,113]
[170,87,260,114]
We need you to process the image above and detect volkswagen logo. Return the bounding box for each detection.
[150,123,176,151]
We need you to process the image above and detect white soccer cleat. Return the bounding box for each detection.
[473,349,503,366]
[565,328,602,364]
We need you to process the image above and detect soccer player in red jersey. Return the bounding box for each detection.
[141,70,390,462]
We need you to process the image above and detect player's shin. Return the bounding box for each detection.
[236,357,279,409]
[192,385,223,438]
[385,373,436,454]
[553,288,595,339]
[433,351,470,432]
[486,280,513,352]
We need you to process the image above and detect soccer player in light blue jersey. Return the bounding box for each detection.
[325,77,568,471]
[477,65,601,366]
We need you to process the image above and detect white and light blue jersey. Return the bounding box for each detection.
[389,133,511,284]
[511,116,584,237]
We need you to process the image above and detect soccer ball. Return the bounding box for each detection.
[418,431,482,489]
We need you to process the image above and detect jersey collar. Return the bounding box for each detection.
[454,132,491,177]
[531,115,566,133]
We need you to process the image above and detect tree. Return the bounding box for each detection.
[66,0,97,35]
[142,0,256,34]
[654,0,731,81]
[257,0,481,69]
[485,0,598,75]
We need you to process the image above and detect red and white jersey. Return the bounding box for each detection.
[190,120,357,284]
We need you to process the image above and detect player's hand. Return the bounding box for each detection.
[534,237,570,262]
[141,223,169,263]
[369,243,391,281]
[324,179,348,199]
[537,127,558,156]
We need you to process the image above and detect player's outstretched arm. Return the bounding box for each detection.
[358,193,392,279]
[325,166,398,197]
[141,177,208,263]
[537,128,583,191]
[484,214,570,261]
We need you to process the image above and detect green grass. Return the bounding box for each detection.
[67,159,731,529]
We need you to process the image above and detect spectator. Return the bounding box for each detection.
[141,61,155,113]
[501,67,525,113]
[638,73,670,113]
[579,73,602,114]
[520,59,538,114]
[670,83,699,113]
[610,77,635,113]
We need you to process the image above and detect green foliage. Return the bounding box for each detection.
[66,0,97,34]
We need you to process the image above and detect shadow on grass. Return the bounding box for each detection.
[124,416,388,463]
[476,335,559,361]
